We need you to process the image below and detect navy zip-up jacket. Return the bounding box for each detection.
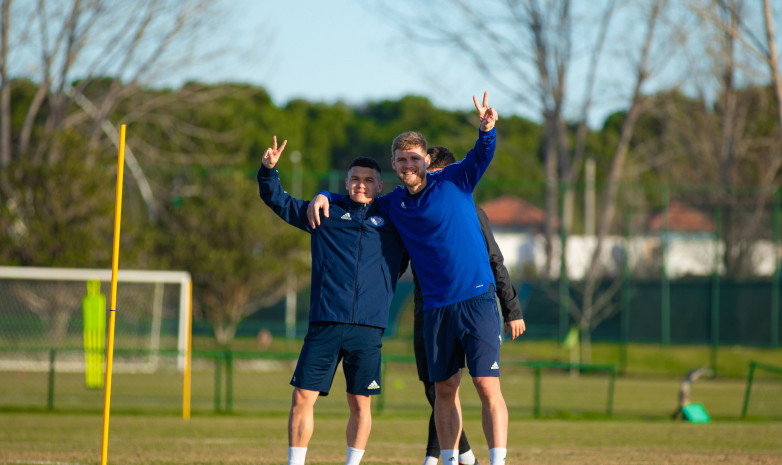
[257,166,405,329]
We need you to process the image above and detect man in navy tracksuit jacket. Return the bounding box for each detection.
[308,93,518,465]
[256,137,405,465]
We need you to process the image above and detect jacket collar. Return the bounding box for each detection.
[399,174,437,207]
[340,197,373,212]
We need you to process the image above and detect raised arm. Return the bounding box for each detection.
[439,92,498,192]
[473,91,499,132]
[257,136,310,232]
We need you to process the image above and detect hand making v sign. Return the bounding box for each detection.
[473,91,499,132]
[261,136,288,169]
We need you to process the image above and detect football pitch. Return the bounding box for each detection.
[1,412,780,465]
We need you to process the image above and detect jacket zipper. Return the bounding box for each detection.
[351,204,366,324]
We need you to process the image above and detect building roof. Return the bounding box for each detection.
[647,201,714,233]
[479,195,547,228]
[479,197,714,234]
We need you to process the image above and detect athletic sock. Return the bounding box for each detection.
[442,449,459,464]
[489,447,506,465]
[423,456,439,465]
[459,449,477,464]
[288,446,307,465]
[345,446,365,465]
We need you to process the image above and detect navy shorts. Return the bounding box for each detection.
[291,322,384,396]
[423,287,502,382]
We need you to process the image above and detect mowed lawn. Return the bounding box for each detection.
[0,412,780,465]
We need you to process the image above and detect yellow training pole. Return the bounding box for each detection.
[101,124,126,465]
[183,279,193,420]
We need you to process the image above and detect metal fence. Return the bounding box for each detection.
[1,348,616,419]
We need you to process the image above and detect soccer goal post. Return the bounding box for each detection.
[0,266,192,370]
[741,361,782,420]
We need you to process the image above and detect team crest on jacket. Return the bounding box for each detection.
[369,216,385,227]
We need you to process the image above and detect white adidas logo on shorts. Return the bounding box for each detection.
[491,361,500,370]
[367,380,380,389]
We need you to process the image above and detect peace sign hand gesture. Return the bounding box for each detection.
[473,91,499,131]
[261,136,288,169]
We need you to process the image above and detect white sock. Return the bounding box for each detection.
[459,449,477,464]
[288,446,307,465]
[489,447,506,465]
[442,449,459,464]
[423,456,439,465]
[346,446,365,465]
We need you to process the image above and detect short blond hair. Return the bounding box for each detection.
[391,131,427,159]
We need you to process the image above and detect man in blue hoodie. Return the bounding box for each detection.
[257,137,405,465]
[410,145,526,465]
[308,93,517,465]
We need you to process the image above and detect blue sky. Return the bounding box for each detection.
[128,0,779,129]
[174,0,686,128]
[173,0,521,119]
[12,1,780,128]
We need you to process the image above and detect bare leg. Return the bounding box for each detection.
[472,376,507,448]
[434,371,463,451]
[288,388,320,447]
[424,375,474,458]
[346,393,372,449]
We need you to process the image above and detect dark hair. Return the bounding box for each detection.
[427,146,456,170]
[347,156,382,175]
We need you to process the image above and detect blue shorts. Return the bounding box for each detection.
[423,287,502,382]
[291,322,384,396]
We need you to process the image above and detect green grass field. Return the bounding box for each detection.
[4,358,776,420]
[1,412,781,465]
[1,340,781,464]
[2,361,781,465]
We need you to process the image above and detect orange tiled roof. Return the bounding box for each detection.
[648,201,714,232]
[479,195,547,227]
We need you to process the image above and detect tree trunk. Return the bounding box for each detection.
[0,0,10,168]
[580,0,665,363]
[763,0,782,140]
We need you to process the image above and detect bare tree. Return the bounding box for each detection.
[372,0,619,278]
[0,0,282,346]
[376,0,674,361]
[0,0,9,168]
[763,0,782,140]
[563,0,616,234]
[663,0,782,277]
[579,0,669,362]
[162,168,311,348]
[0,1,231,202]
[527,1,572,278]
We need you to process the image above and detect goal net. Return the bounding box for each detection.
[0,266,191,373]
[742,361,782,420]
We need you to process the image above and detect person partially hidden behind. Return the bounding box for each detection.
[256,136,405,465]
[411,145,526,465]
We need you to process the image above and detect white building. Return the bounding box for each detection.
[481,196,778,279]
